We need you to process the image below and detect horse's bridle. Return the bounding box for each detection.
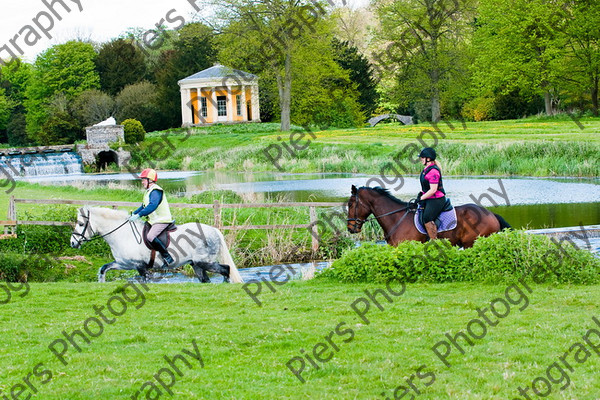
[71,209,133,247]
[71,208,94,247]
[347,188,414,239]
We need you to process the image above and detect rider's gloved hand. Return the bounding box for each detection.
[128,213,141,222]
[416,192,424,206]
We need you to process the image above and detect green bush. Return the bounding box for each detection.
[122,118,146,144]
[461,97,497,122]
[0,252,63,282]
[319,231,600,284]
[0,205,112,258]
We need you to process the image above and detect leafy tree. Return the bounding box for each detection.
[96,38,147,96]
[0,89,12,132]
[25,41,100,139]
[216,0,339,131]
[562,0,600,115]
[73,89,116,127]
[154,23,217,129]
[373,0,476,121]
[332,38,379,117]
[6,112,27,147]
[122,118,146,144]
[0,59,32,143]
[39,112,80,145]
[332,6,373,55]
[287,29,364,128]
[0,59,32,106]
[115,81,161,132]
[472,0,568,115]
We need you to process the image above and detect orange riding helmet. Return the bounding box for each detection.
[138,168,158,182]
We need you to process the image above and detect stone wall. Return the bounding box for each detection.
[79,125,129,168]
[85,125,125,145]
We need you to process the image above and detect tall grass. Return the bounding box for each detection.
[0,186,359,281]
[127,120,600,177]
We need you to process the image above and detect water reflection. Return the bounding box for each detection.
[17,170,600,229]
[132,261,331,284]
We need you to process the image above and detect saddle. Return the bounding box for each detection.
[415,198,457,234]
[142,222,177,251]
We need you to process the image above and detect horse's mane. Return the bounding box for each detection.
[361,186,407,205]
[86,206,130,220]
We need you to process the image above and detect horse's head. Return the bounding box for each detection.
[71,207,94,249]
[347,185,372,234]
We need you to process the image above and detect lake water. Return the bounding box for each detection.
[19,171,600,229]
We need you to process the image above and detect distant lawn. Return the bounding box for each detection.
[0,280,598,399]
[128,118,600,176]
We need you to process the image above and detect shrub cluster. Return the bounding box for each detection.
[319,230,600,284]
[122,118,146,144]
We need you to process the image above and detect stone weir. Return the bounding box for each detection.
[76,124,130,169]
[0,145,83,177]
[0,145,75,156]
[0,122,131,177]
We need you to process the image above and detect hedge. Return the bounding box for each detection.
[319,230,600,284]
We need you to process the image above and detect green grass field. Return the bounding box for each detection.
[123,117,600,177]
[2,118,600,399]
[1,280,599,399]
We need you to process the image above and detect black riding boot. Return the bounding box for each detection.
[152,237,174,267]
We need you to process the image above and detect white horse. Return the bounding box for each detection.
[70,206,243,284]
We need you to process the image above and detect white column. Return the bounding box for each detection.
[211,88,218,122]
[180,88,192,126]
[196,87,203,123]
[241,85,248,121]
[226,86,233,122]
[251,83,261,122]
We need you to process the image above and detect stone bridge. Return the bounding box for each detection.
[368,114,414,127]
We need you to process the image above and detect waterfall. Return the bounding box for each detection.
[0,152,84,177]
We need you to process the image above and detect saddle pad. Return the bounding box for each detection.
[142,222,177,250]
[414,208,458,235]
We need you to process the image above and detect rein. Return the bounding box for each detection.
[348,190,414,241]
[72,209,141,246]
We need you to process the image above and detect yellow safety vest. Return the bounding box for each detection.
[143,184,173,225]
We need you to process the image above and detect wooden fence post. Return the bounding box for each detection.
[309,206,318,253]
[213,201,222,229]
[7,196,15,235]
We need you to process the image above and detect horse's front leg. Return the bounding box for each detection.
[98,261,118,283]
[191,262,212,283]
[136,266,149,283]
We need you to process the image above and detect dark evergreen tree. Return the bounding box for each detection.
[154,23,217,129]
[96,38,147,96]
[332,38,379,117]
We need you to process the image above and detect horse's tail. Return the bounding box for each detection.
[217,230,243,283]
[494,213,512,231]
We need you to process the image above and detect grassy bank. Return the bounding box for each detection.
[1,280,599,399]
[0,183,367,280]
[121,117,600,177]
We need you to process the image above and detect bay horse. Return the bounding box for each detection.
[70,206,243,283]
[346,186,511,248]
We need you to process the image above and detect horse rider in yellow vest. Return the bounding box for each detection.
[128,168,175,266]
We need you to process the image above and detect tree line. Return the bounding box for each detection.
[0,0,598,146]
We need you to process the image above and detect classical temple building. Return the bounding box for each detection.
[178,64,260,126]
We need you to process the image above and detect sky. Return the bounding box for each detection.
[0,0,369,63]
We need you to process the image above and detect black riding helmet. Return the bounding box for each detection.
[419,147,436,160]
